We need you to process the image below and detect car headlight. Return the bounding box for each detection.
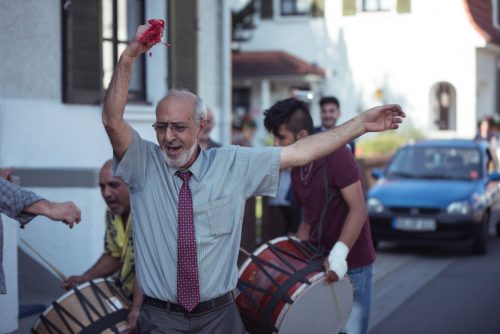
[367,198,385,213]
[446,201,471,215]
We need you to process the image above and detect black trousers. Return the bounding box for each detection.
[138,299,245,334]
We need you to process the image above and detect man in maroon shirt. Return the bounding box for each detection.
[264,98,376,334]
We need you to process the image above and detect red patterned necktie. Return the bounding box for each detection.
[176,171,200,311]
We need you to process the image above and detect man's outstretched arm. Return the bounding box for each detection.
[102,23,159,159]
[0,176,81,228]
[280,104,405,169]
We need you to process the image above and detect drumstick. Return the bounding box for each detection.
[239,247,252,257]
[330,284,343,320]
[20,239,68,281]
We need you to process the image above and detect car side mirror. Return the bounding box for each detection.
[371,168,384,180]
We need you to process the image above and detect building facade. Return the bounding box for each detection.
[235,0,500,142]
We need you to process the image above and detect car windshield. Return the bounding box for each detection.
[386,146,482,180]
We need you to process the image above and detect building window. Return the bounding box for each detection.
[62,0,145,104]
[280,0,323,17]
[431,82,456,131]
[493,0,500,29]
[102,0,145,101]
[343,0,410,15]
[362,0,391,12]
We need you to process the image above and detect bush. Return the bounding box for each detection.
[357,127,423,157]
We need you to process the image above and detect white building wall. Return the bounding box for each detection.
[239,16,332,124]
[327,0,483,137]
[0,1,167,331]
[476,47,500,121]
[239,0,492,138]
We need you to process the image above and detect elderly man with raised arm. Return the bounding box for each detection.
[101,22,405,333]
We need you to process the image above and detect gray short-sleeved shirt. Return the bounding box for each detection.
[114,130,280,302]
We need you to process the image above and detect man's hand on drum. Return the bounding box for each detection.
[323,241,349,284]
[125,306,140,333]
[61,274,88,290]
[323,259,340,284]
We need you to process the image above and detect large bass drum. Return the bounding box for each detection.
[31,278,130,334]
[236,236,353,334]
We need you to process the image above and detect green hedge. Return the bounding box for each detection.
[357,127,423,157]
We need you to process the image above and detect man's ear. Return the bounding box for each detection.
[198,118,207,136]
[296,129,309,140]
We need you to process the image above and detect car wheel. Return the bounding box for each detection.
[496,222,500,238]
[472,212,489,254]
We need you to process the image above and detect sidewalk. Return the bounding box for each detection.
[14,248,62,333]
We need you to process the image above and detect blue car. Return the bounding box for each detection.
[367,139,500,254]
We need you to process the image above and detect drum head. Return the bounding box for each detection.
[32,278,129,334]
[277,275,353,334]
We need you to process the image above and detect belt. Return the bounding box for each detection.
[143,291,234,315]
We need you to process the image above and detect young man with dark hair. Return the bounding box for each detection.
[264,98,375,334]
[317,96,355,154]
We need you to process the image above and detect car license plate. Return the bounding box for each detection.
[392,217,437,231]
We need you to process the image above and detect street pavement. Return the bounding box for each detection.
[369,236,500,334]
[14,235,500,333]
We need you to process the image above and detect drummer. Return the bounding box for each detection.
[101,21,404,333]
[263,98,376,334]
[61,160,142,333]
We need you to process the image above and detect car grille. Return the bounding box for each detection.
[389,207,441,215]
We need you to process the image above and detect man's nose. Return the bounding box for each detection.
[102,186,112,198]
[165,126,176,141]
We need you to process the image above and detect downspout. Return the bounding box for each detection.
[220,0,231,145]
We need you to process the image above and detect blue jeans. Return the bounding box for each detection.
[340,263,373,334]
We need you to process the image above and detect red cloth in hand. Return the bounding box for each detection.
[138,19,165,44]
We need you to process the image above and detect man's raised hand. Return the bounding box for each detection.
[362,104,406,133]
[122,20,165,59]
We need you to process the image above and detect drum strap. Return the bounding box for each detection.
[117,263,135,300]
[309,162,338,251]
[79,310,128,334]
[80,281,129,333]
[36,300,86,334]
[237,239,324,333]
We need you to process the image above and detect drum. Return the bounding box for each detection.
[236,236,353,334]
[32,278,130,334]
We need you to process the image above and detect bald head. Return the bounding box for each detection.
[157,89,207,126]
[100,159,113,174]
[99,159,130,218]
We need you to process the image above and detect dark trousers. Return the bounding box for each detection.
[137,300,245,334]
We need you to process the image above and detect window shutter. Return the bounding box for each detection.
[169,0,198,94]
[311,0,324,17]
[62,0,102,104]
[397,0,411,13]
[261,0,273,19]
[342,0,356,16]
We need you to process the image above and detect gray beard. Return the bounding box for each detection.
[161,139,198,168]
